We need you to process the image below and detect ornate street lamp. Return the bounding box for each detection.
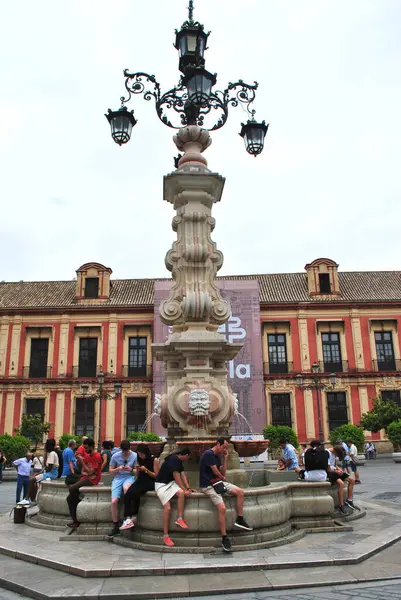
[296,363,336,443]
[105,0,268,157]
[80,373,122,451]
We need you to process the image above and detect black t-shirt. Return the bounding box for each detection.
[156,454,183,484]
[199,449,221,488]
[138,455,156,480]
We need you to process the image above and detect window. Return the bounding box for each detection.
[271,394,292,427]
[126,397,147,436]
[375,331,396,371]
[322,332,342,372]
[319,273,331,294]
[75,397,95,437]
[381,390,401,407]
[327,392,348,430]
[268,334,288,374]
[25,398,45,421]
[128,337,147,376]
[78,338,98,377]
[84,277,99,299]
[29,338,49,378]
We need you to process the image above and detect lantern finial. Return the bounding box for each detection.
[188,0,194,24]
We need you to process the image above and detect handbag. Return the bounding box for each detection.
[211,479,227,495]
[11,505,26,524]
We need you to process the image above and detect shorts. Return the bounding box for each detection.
[327,471,349,485]
[350,461,358,472]
[303,470,327,482]
[201,482,238,506]
[155,481,181,506]
[112,476,135,499]
[36,469,58,482]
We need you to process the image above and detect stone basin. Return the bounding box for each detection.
[175,440,215,457]
[232,439,270,457]
[129,441,166,457]
[33,478,356,552]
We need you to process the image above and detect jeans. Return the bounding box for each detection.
[124,477,155,517]
[41,468,59,481]
[16,474,30,502]
[66,478,94,523]
[0,465,3,483]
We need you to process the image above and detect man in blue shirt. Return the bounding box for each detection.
[108,440,137,536]
[13,452,33,503]
[62,439,77,477]
[279,439,299,470]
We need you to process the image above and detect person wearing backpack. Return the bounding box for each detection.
[296,440,328,481]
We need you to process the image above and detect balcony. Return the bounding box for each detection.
[72,365,103,378]
[264,361,294,376]
[122,364,153,378]
[373,358,400,372]
[23,366,52,378]
[318,360,348,373]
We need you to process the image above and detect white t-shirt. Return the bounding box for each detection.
[327,449,336,469]
[46,451,59,468]
[304,469,327,482]
[33,456,44,470]
[349,444,358,460]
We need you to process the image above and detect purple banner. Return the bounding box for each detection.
[153,280,265,435]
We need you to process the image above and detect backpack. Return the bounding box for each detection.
[304,447,328,471]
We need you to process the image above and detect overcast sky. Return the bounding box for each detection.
[1,0,400,282]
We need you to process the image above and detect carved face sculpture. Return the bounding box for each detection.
[188,389,210,417]
[153,393,162,416]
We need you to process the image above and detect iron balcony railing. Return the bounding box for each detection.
[372,358,401,372]
[318,360,349,373]
[72,365,103,378]
[122,364,153,378]
[263,361,294,376]
[23,366,52,378]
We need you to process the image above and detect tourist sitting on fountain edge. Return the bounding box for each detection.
[154,446,193,547]
[199,438,253,553]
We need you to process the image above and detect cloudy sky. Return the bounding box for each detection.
[1,0,400,282]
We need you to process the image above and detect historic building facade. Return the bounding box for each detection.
[1,259,401,450]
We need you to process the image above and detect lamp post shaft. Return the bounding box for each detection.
[315,385,324,442]
[98,378,103,452]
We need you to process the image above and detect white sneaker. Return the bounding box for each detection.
[17,499,30,506]
[119,518,135,531]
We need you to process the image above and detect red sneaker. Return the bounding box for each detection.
[163,535,174,547]
[175,518,189,529]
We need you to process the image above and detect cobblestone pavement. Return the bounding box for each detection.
[0,481,17,515]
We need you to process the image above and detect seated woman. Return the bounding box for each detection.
[276,458,286,471]
[120,443,160,530]
[26,439,60,501]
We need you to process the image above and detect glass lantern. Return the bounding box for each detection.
[175,24,208,73]
[183,67,216,107]
[105,107,137,146]
[239,120,269,157]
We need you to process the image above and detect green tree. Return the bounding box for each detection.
[127,432,161,442]
[263,425,299,458]
[387,420,401,452]
[359,396,401,433]
[58,434,83,451]
[0,433,31,466]
[15,414,52,451]
[329,424,365,452]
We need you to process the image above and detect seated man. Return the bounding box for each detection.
[296,439,328,481]
[279,439,299,470]
[62,439,77,478]
[327,445,355,514]
[155,447,192,547]
[66,437,102,528]
[199,438,253,553]
[108,440,137,537]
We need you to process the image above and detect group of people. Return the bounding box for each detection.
[64,436,252,551]
[278,437,360,514]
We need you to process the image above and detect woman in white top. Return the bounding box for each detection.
[37,439,59,481]
[32,453,44,475]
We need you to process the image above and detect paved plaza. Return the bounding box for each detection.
[0,460,400,599]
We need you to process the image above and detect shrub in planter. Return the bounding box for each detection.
[263,425,299,458]
[127,432,162,442]
[58,433,83,451]
[329,424,365,452]
[0,433,31,466]
[387,420,401,452]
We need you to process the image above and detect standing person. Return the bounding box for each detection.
[101,440,112,473]
[0,449,6,484]
[32,452,44,475]
[296,440,328,482]
[120,443,160,530]
[155,447,192,547]
[346,439,361,484]
[336,439,351,472]
[279,439,299,470]
[199,438,253,552]
[327,445,355,514]
[13,451,33,503]
[299,444,308,467]
[108,440,137,537]
[62,440,77,477]
[66,438,102,528]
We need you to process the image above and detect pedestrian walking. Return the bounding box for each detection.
[0,448,6,484]
[13,452,33,503]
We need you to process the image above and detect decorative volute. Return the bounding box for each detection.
[160,126,230,332]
